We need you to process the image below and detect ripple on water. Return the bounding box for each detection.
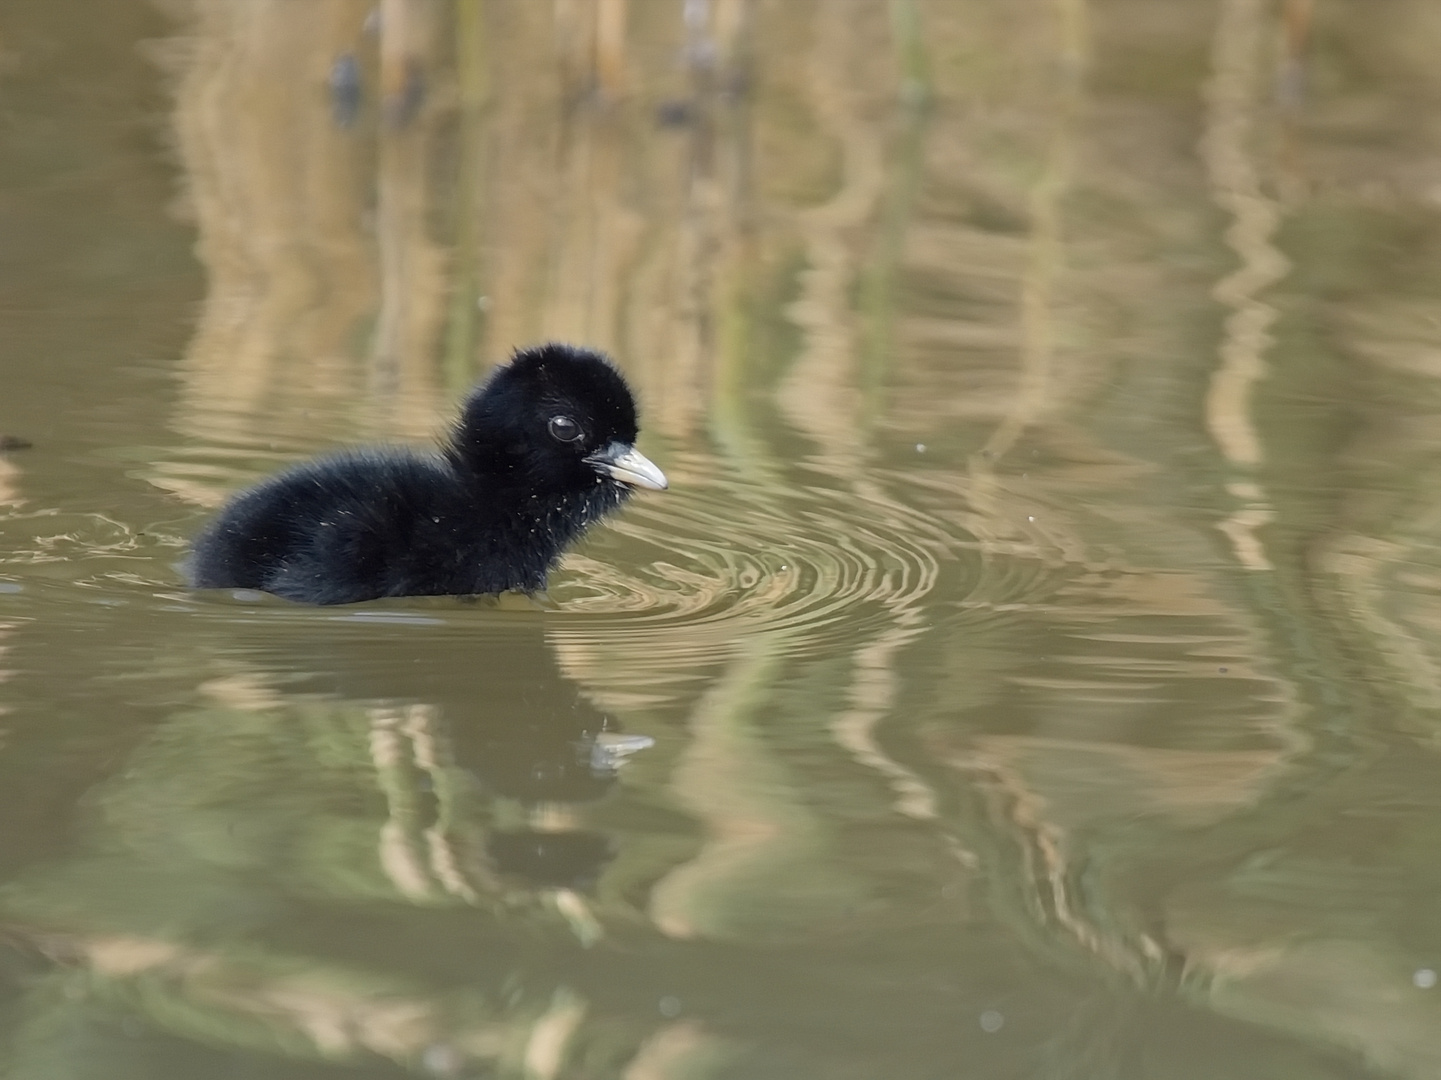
[546,461,974,672]
[1,460,1023,676]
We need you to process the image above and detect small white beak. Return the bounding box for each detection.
[585,443,668,490]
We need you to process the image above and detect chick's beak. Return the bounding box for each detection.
[585,442,668,490]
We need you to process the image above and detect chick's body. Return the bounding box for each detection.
[188,344,665,605]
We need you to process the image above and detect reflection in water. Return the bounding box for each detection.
[0,612,677,1075]
[3,0,1441,1076]
[1200,0,1285,571]
[253,617,647,900]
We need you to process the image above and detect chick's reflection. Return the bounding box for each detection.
[250,614,652,894]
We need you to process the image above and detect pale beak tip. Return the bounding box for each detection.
[587,443,669,491]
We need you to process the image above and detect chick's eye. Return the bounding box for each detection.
[548,415,582,443]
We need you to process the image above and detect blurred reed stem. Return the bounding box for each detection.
[445,0,489,391]
[856,2,934,436]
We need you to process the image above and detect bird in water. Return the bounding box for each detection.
[188,343,667,605]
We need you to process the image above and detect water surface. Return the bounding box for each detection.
[2,1,1441,1076]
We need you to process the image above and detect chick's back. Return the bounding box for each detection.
[189,450,476,604]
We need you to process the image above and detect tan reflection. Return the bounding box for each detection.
[975,0,1086,467]
[1179,938,1441,1078]
[369,704,485,904]
[0,446,21,730]
[156,0,444,508]
[886,0,1316,995]
[966,737,1283,831]
[138,2,1441,1070]
[1323,529,1441,742]
[12,927,576,1073]
[372,0,448,432]
[0,619,12,728]
[28,922,734,1079]
[1200,0,1287,570]
[650,640,803,940]
[624,1019,733,1080]
[829,617,934,821]
[959,743,1163,986]
[0,675,737,1075]
[0,455,20,509]
[775,0,887,470]
[523,988,587,1080]
[0,914,739,1078]
[1316,264,1441,741]
[937,563,1301,985]
[950,0,1089,582]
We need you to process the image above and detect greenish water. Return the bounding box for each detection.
[2,1,1441,1076]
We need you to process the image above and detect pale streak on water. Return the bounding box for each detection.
[1,1,1441,1078]
[1201,0,1286,571]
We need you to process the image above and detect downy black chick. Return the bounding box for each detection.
[188,343,666,604]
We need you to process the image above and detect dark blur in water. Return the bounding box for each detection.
[2,0,1441,1076]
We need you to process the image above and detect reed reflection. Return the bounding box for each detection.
[150,0,1278,963]
[244,615,653,901]
[118,0,1441,1075]
[0,611,702,1077]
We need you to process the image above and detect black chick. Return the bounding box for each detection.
[188,343,666,604]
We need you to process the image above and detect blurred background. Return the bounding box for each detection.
[2,0,1441,1076]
